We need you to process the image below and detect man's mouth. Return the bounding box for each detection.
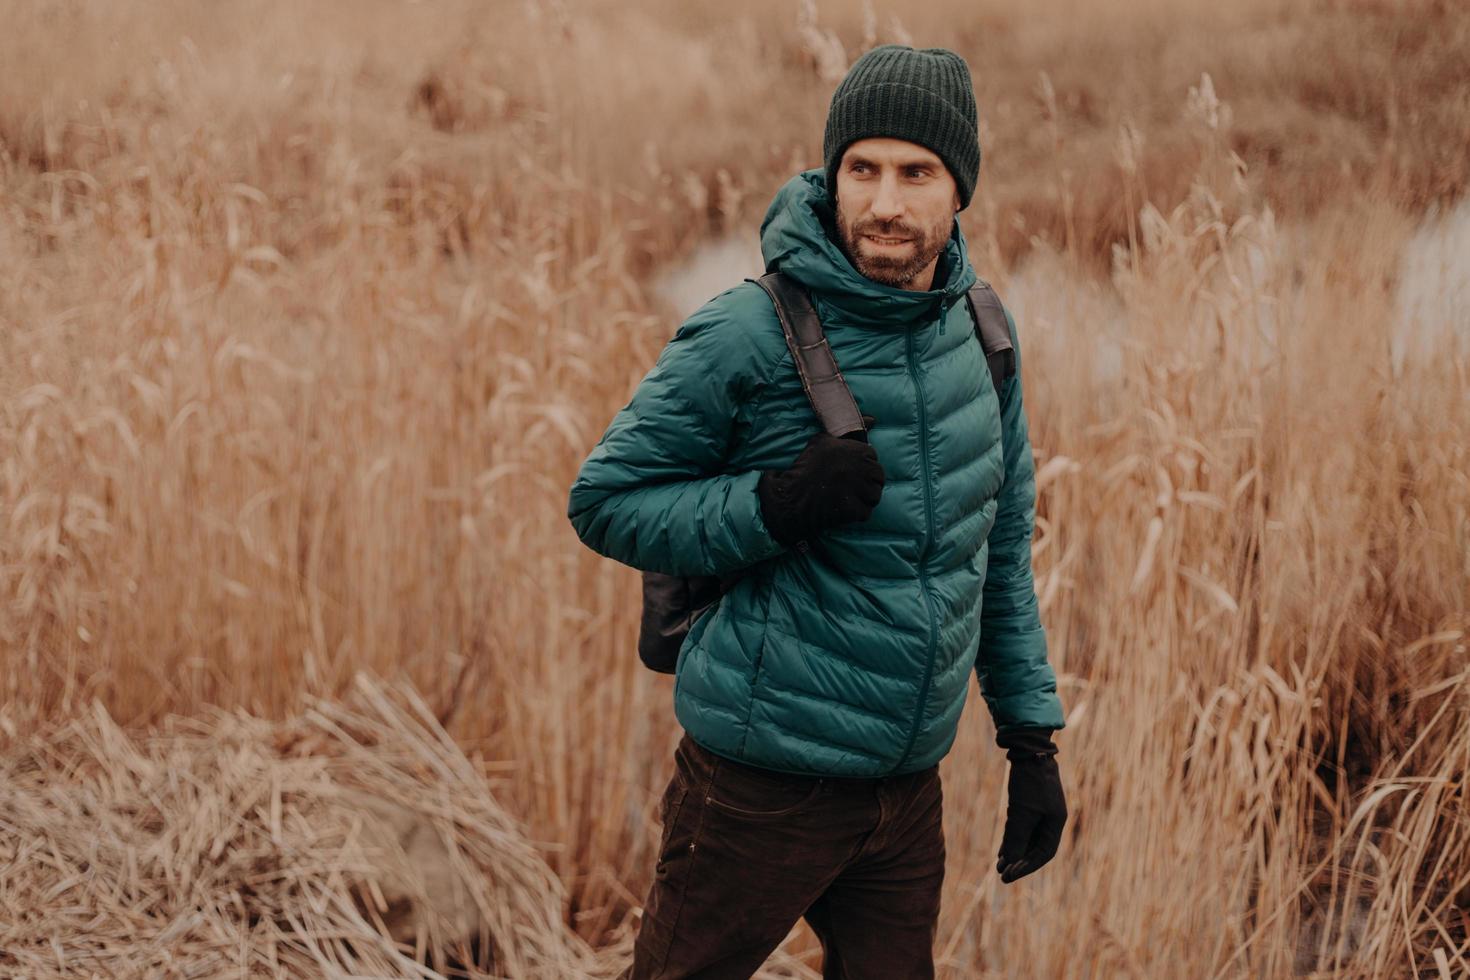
[864,234,911,246]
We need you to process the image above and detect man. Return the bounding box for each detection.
[568,44,1067,979]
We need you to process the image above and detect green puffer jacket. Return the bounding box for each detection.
[567,168,1065,777]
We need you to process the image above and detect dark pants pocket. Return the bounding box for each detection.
[702,751,823,820]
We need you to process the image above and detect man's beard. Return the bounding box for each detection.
[834,202,952,289]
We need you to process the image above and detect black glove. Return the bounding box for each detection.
[757,415,882,550]
[995,727,1066,884]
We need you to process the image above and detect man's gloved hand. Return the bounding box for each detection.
[995,726,1066,884]
[757,415,883,550]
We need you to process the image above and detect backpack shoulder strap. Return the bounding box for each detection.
[964,280,1017,397]
[748,272,866,440]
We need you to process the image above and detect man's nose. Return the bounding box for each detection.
[870,173,904,222]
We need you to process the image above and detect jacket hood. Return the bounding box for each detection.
[758,168,977,328]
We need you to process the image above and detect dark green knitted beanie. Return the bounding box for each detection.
[823,44,981,210]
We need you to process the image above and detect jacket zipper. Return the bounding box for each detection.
[892,321,941,774]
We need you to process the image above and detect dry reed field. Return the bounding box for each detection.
[2,0,1468,976]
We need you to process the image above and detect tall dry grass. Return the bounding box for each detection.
[1,0,1467,975]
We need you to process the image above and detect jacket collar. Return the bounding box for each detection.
[758,168,977,329]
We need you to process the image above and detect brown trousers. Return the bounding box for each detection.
[620,731,946,980]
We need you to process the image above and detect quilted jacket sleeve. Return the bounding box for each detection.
[567,286,787,578]
[975,305,1067,739]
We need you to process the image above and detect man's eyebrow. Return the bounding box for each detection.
[847,155,939,170]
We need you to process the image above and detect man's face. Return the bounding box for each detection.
[833,137,961,292]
